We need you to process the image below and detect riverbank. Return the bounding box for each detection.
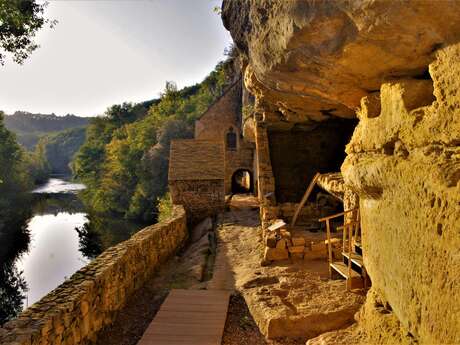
[0,206,188,345]
[0,177,145,325]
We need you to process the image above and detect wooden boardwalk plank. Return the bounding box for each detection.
[137,289,230,345]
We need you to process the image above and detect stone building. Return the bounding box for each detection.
[195,79,255,194]
[168,140,225,222]
[168,79,256,221]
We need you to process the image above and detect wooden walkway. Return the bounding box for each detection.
[137,289,231,345]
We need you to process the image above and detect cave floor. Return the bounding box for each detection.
[215,197,365,342]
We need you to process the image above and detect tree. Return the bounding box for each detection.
[0,0,54,65]
[0,112,24,189]
[72,57,238,223]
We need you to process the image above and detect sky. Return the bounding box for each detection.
[0,0,232,117]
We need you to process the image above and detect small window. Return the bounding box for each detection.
[226,128,237,150]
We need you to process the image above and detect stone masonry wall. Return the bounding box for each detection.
[195,80,255,195]
[268,120,355,203]
[0,206,187,345]
[170,179,225,223]
[195,81,242,142]
[254,117,278,228]
[225,144,254,193]
[342,45,460,344]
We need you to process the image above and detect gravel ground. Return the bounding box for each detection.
[94,267,171,345]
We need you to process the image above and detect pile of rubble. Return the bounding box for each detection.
[263,219,342,264]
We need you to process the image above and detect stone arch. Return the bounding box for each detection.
[231,169,254,194]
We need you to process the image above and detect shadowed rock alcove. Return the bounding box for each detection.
[268,119,357,204]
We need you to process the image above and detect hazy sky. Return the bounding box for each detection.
[0,0,232,117]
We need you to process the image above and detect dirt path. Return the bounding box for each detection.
[93,195,277,345]
[94,234,210,345]
[94,194,360,345]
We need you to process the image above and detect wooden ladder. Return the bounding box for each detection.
[319,208,368,291]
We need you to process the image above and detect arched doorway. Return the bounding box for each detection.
[231,169,253,194]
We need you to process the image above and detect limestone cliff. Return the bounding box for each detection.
[342,45,460,344]
[223,0,460,122]
[222,1,460,344]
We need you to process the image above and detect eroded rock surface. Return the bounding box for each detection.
[342,45,460,345]
[222,1,460,344]
[222,0,460,123]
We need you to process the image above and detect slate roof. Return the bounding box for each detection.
[168,139,225,181]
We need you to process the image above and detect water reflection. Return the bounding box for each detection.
[76,214,143,259]
[0,178,144,325]
[0,193,31,325]
[16,212,89,307]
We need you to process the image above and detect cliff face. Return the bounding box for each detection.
[222,1,460,343]
[223,0,460,122]
[343,46,460,344]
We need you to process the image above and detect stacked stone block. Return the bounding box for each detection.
[263,219,338,263]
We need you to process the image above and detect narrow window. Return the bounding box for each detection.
[226,127,237,150]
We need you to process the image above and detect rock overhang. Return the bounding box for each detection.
[222,0,460,124]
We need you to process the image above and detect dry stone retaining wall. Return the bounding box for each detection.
[0,205,187,345]
[170,179,225,223]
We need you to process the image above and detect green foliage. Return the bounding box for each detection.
[37,127,86,174]
[0,111,34,324]
[73,59,236,223]
[156,192,173,222]
[23,142,49,184]
[213,6,222,15]
[0,111,50,190]
[0,0,55,65]
[0,262,27,325]
[0,112,28,192]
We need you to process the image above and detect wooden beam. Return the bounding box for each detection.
[318,208,358,222]
[291,172,321,227]
[347,224,353,291]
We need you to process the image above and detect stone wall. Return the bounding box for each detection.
[342,45,460,344]
[0,206,187,345]
[268,121,355,203]
[169,180,225,223]
[225,145,254,193]
[195,80,255,194]
[254,118,278,228]
[195,80,242,141]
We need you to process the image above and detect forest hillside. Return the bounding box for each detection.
[73,53,239,223]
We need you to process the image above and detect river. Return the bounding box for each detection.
[0,177,144,324]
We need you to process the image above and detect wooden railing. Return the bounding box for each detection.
[318,208,359,286]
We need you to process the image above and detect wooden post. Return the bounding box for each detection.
[291,172,321,227]
[326,219,332,278]
[347,223,353,291]
[356,209,361,243]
